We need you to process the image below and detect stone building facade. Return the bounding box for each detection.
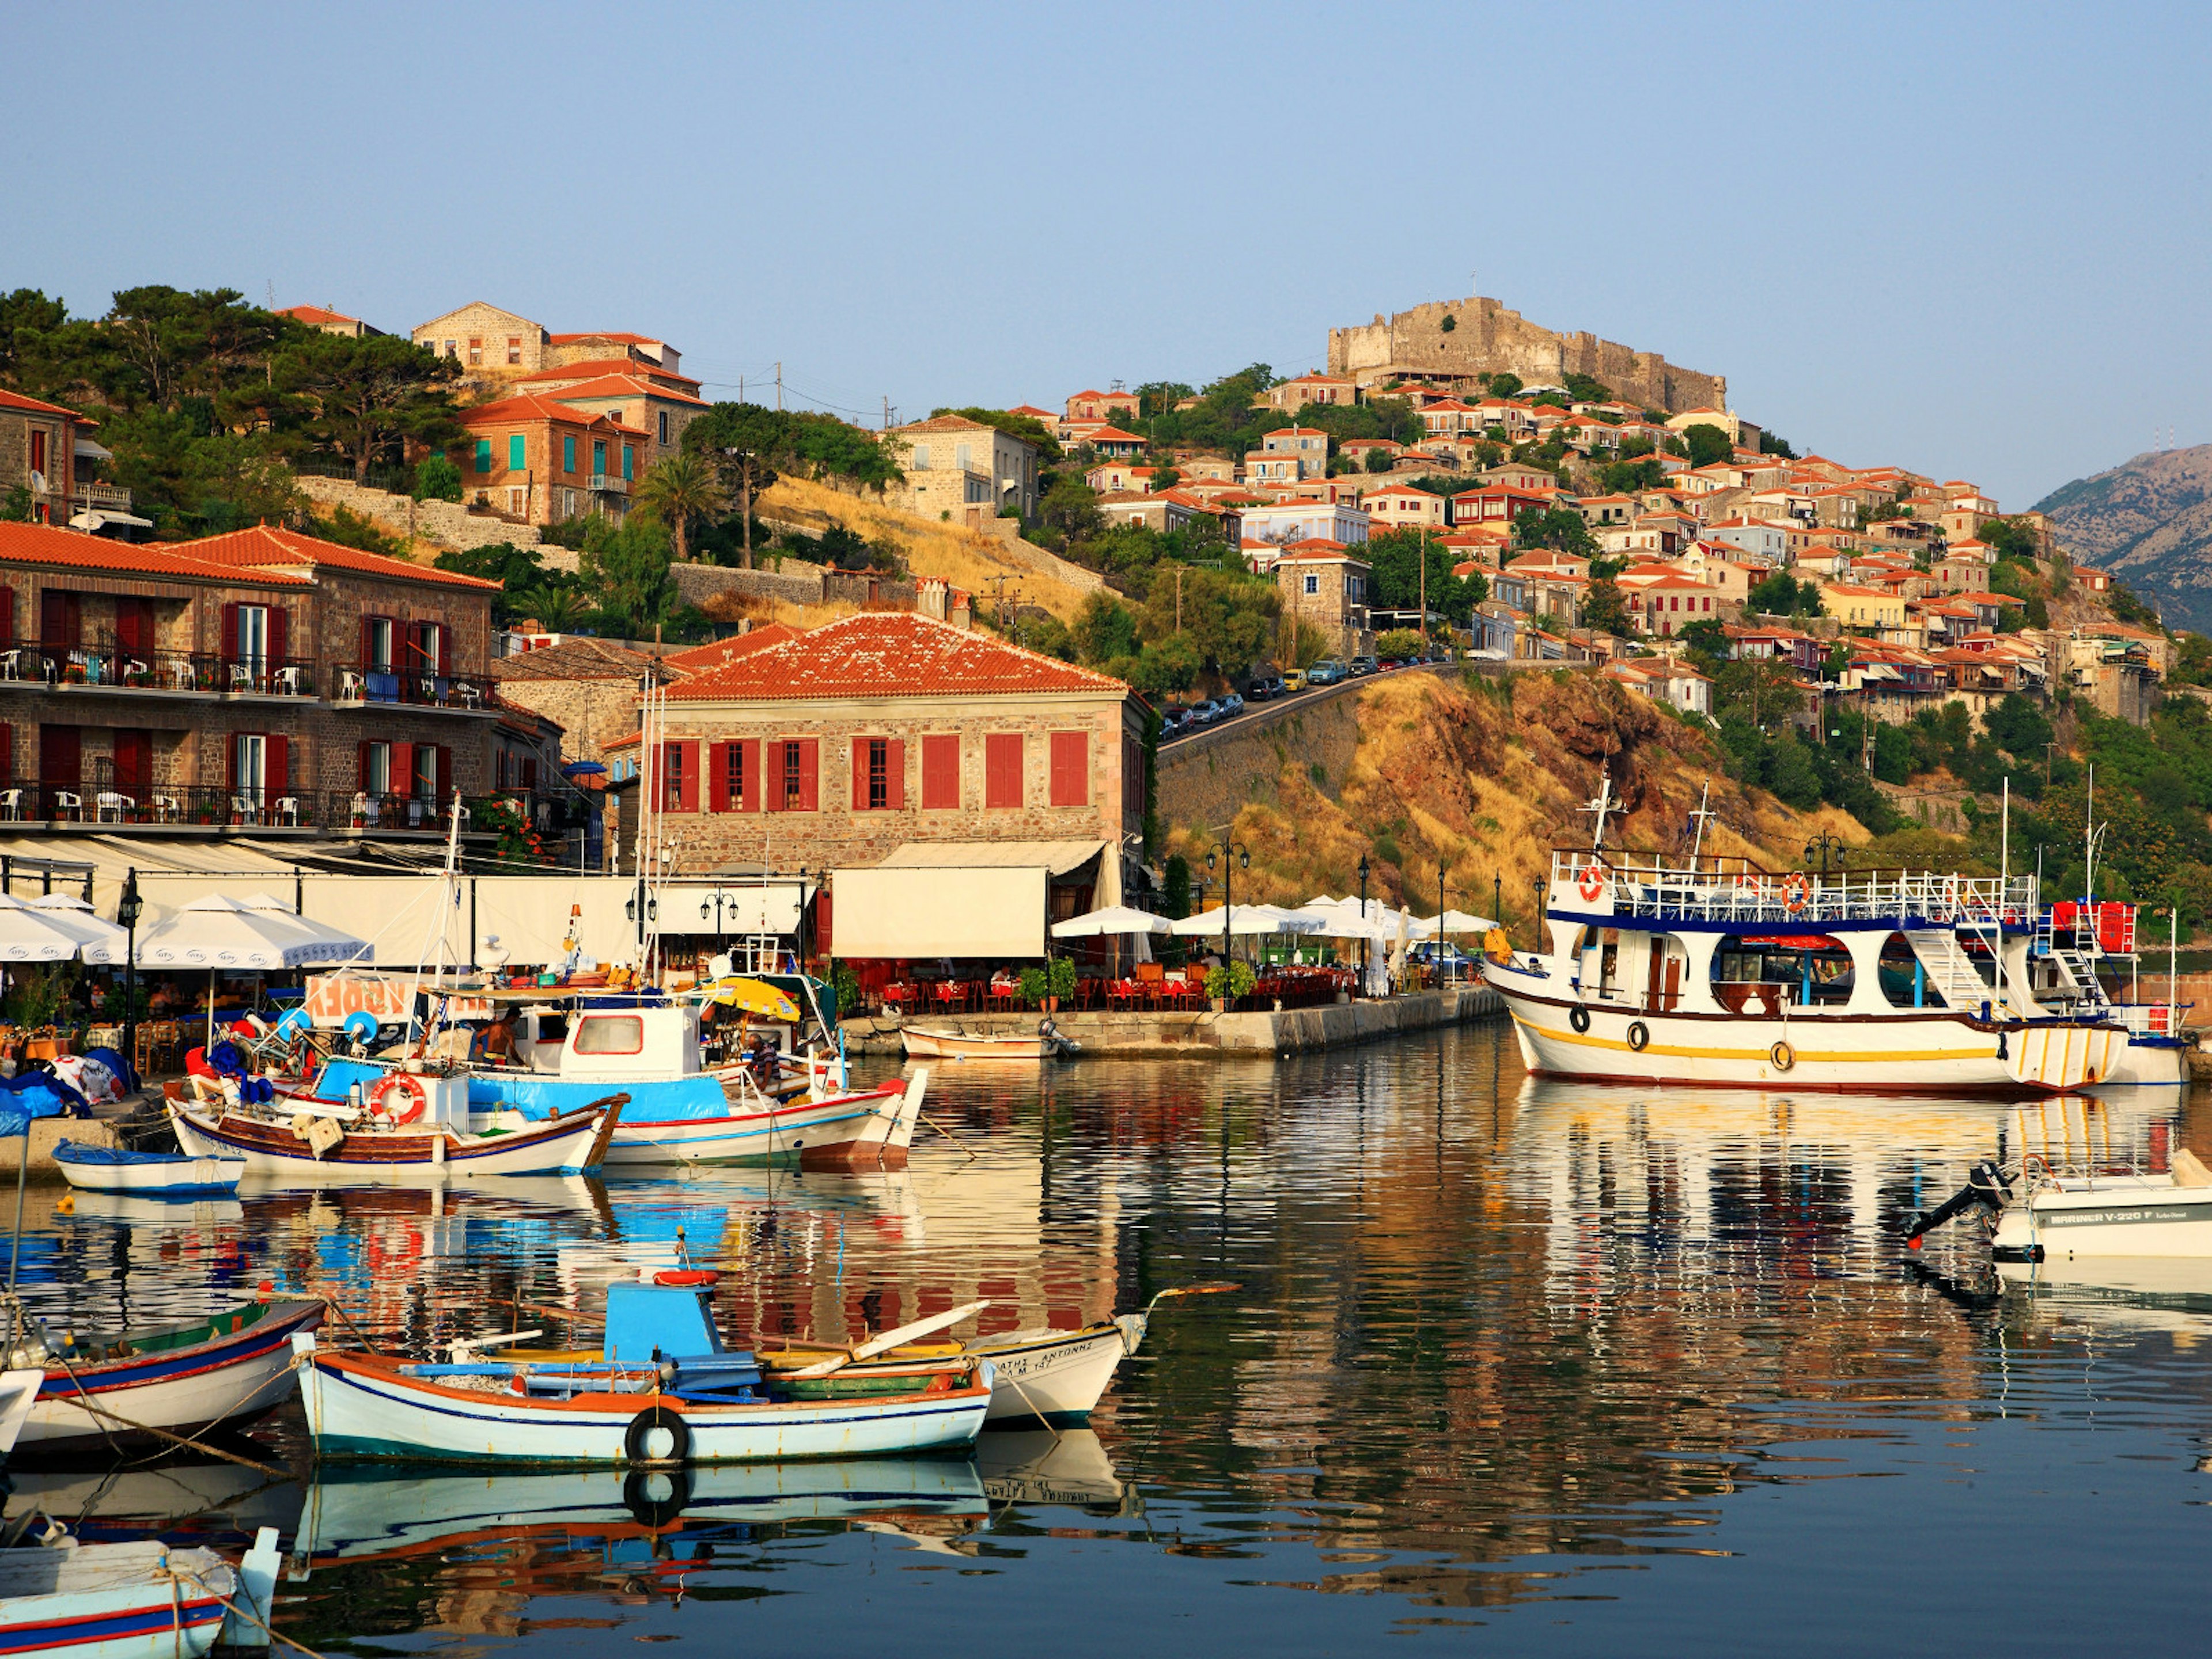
[628,612,1145,882]
[1274,546,1374,656]
[411,302,553,392]
[454,395,649,527]
[888,416,1040,525]
[488,637,671,767]
[1327,293,1725,412]
[0,389,84,526]
[0,521,509,839]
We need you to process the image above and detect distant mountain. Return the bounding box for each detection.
[2035,445,2212,634]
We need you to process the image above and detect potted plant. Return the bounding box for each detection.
[1204,960,1256,1012]
[1044,956,1077,1014]
[1018,965,1049,1009]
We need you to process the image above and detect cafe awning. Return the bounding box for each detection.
[832,840,1115,961]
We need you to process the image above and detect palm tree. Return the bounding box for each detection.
[633,452,726,563]
[513,582,588,632]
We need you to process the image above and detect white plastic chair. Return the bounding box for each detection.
[0,789,20,821]
[52,791,82,820]
[274,796,300,827]
[95,791,134,823]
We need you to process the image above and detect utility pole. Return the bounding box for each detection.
[883,396,890,433]
[1175,565,1185,634]
[775,362,783,412]
[1419,525,1429,650]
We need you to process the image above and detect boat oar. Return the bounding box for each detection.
[303,1283,387,1358]
[919,1112,977,1159]
[786,1298,991,1378]
[1146,1281,1241,1313]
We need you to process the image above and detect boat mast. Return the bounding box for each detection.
[1687,779,1715,871]
[1581,770,1618,854]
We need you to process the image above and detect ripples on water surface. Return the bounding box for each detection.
[7,1023,2212,1656]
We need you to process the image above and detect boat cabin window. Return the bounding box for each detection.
[533,1012,569,1043]
[573,1014,643,1055]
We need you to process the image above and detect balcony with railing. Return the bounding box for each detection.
[1546,848,2040,930]
[589,473,629,496]
[70,481,134,512]
[0,642,317,699]
[332,790,468,835]
[329,662,494,713]
[0,781,321,831]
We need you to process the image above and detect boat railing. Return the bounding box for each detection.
[1547,850,2037,929]
[2105,1001,2191,1039]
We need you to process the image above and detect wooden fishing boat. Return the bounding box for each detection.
[900,1023,1074,1061]
[0,1363,41,1453]
[290,1281,993,1465]
[165,1082,621,1179]
[0,1527,281,1658]
[52,1141,243,1199]
[10,1297,324,1453]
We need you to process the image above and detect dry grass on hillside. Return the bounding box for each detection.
[1166,669,1857,931]
[758,476,1094,622]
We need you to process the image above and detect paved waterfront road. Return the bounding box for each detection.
[13,1029,2212,1658]
[1158,658,1449,747]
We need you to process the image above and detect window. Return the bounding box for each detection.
[562,435,577,474]
[662,742,684,812]
[507,335,522,365]
[658,411,669,445]
[913,445,931,471]
[27,430,45,477]
[590,440,606,479]
[468,338,483,366]
[443,339,457,358]
[724,741,747,810]
[783,741,802,809]
[1050,731,1087,806]
[475,438,493,475]
[921,734,959,809]
[562,488,577,516]
[622,445,634,481]
[414,744,440,798]
[363,616,394,671]
[508,434,527,471]
[234,733,265,800]
[866,737,888,808]
[767,738,818,812]
[234,604,269,669]
[508,487,526,514]
[984,733,1022,809]
[955,443,972,471]
[1304,573,1319,595]
[573,1014,643,1055]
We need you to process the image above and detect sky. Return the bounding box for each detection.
[6,1,2209,510]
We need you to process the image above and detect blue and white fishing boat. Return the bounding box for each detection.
[51,1141,244,1199]
[0,1525,281,1657]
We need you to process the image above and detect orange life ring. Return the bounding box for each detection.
[369,1071,428,1127]
[1577,863,1607,903]
[653,1269,718,1287]
[1781,873,1809,915]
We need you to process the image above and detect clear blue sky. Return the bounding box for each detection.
[6,1,2206,510]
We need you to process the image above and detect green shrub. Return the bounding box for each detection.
[1203,960,1257,1001]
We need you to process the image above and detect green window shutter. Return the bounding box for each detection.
[622,445,634,480]
[509,434,526,471]
[474,439,491,474]
[563,435,576,473]
[592,440,607,476]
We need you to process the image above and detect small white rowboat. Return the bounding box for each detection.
[0,1528,281,1659]
[900,1023,1075,1061]
[52,1139,244,1199]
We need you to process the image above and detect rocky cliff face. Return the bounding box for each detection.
[2035,445,2212,632]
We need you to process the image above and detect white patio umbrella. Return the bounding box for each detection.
[1410,909,1499,940]
[0,894,94,963]
[26,893,130,964]
[137,894,370,1048]
[1169,905,1325,938]
[237,893,377,964]
[1050,906,1172,938]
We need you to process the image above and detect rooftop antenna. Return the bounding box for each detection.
[1580,768,1619,853]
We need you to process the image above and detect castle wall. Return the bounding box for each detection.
[1327,296,1724,414]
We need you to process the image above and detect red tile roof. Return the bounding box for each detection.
[548,332,665,347]
[550,373,707,408]
[666,612,1128,703]
[0,521,310,585]
[0,388,86,421]
[460,394,649,437]
[514,357,703,392]
[180,524,502,589]
[662,624,804,673]
[276,304,362,328]
[1078,425,1146,444]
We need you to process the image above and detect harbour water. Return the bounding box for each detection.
[7,1023,2212,1656]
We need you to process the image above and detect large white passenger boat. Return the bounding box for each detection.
[1483,828,2156,1097]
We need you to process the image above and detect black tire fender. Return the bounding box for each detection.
[623,1403,692,1467]
[1626,1021,1650,1052]
[1770,1040,1796,1073]
[624,1465,694,1528]
[1569,1004,1592,1033]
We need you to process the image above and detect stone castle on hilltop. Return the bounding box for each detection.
[1327,294,1725,414]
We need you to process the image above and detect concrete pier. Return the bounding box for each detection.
[844,985,1503,1060]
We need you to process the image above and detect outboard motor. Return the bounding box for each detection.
[1904,1159,2012,1248]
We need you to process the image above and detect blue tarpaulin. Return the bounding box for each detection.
[0,1102,28,1138]
[0,1067,90,1120]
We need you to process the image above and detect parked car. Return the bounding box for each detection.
[1376,658,1404,673]
[1307,660,1347,686]
[1281,667,1308,691]
[1216,691,1246,719]
[1245,672,1284,701]
[1410,941,1478,981]
[1350,655,1379,677]
[1160,707,1194,737]
[1189,699,1222,725]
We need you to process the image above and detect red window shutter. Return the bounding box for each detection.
[267,733,288,793]
[677,740,699,813]
[797,739,818,812]
[393,741,415,796]
[851,738,869,810]
[921,735,958,809]
[359,617,373,669]
[226,732,238,791]
[433,624,449,675]
[357,740,370,792]
[887,738,904,810]
[764,741,783,813]
[221,603,240,660]
[267,605,287,667]
[705,742,727,812]
[737,740,759,812]
[436,745,453,802]
[985,733,1022,809]
[0,586,13,643]
[1050,731,1086,806]
[0,724,10,779]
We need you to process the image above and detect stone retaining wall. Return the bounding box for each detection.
[295,475,541,552]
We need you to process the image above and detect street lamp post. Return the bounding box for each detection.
[1802,831,1848,877]
[118,869,142,1075]
[1205,838,1250,970]
[1358,852,1372,991]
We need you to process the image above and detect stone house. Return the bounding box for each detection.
[1360,483,1447,531]
[412,302,552,389]
[533,372,705,469]
[488,637,674,768]
[548,332,683,376]
[0,389,133,532]
[1262,373,1357,411]
[1274,546,1373,656]
[455,395,649,527]
[891,416,1039,526]
[1253,426,1330,482]
[0,521,513,841]
[629,612,1149,914]
[275,305,379,338]
[1063,389,1141,423]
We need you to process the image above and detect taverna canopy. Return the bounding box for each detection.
[26,893,130,964]
[136,894,368,969]
[1051,906,1172,938]
[1411,910,1499,938]
[1168,905,1326,938]
[0,894,95,963]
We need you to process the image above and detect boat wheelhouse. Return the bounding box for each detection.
[1483,847,2129,1095]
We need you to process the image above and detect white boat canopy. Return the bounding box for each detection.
[1051,905,1171,938]
[1168,905,1327,938]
